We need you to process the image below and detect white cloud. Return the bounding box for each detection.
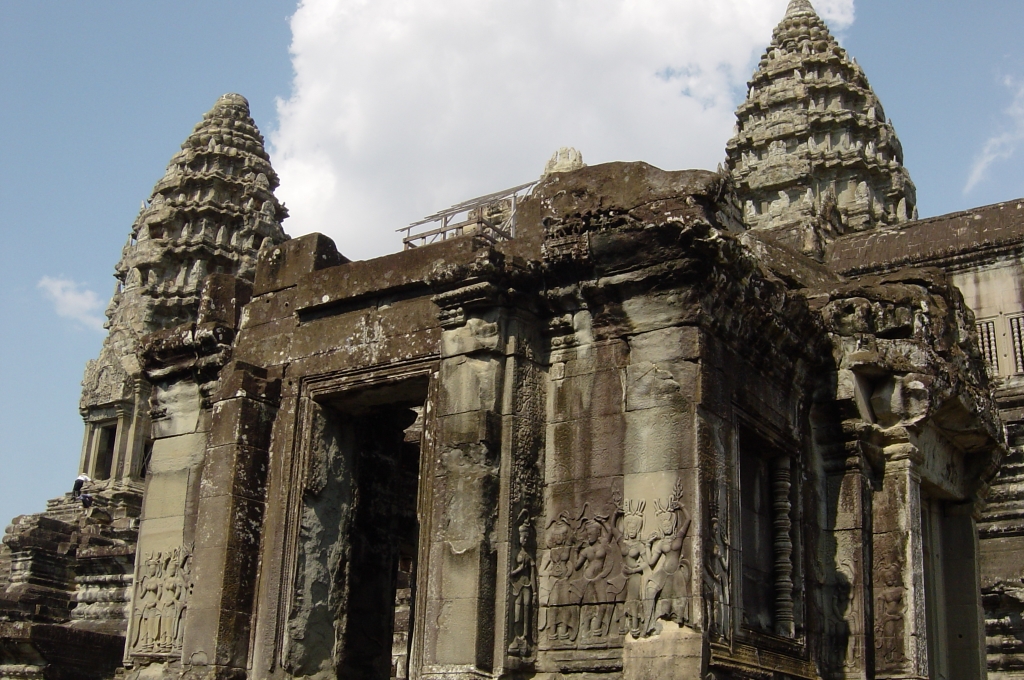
[965,76,1024,194]
[271,0,856,261]
[815,0,855,31]
[37,276,106,332]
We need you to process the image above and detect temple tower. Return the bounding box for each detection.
[725,0,917,257]
[0,93,290,680]
[78,93,289,493]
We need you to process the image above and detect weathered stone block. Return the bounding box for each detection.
[253,232,347,296]
[622,622,702,680]
[208,398,275,450]
[140,469,190,520]
[199,444,268,502]
[623,406,694,474]
[150,381,203,438]
[437,356,501,416]
[549,369,624,423]
[546,414,626,483]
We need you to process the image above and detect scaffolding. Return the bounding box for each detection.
[398,180,537,249]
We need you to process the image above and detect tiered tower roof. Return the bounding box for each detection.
[82,94,289,410]
[726,0,916,257]
[111,93,289,334]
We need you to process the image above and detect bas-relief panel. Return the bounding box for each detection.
[873,534,908,673]
[127,545,193,658]
[537,483,693,653]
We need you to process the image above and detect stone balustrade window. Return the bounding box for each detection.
[1010,316,1024,374]
[976,319,998,375]
[739,427,797,639]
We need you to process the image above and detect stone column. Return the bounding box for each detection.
[824,450,874,680]
[109,404,130,482]
[416,306,506,678]
[119,380,152,481]
[872,449,927,679]
[180,362,280,675]
[493,313,544,675]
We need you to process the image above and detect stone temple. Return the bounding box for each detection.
[3,2,1024,679]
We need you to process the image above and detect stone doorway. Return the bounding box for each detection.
[321,383,425,680]
[303,381,425,680]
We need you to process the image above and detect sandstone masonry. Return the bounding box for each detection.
[2,3,1023,680]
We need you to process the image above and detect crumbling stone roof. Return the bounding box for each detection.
[827,198,1024,276]
[725,0,916,257]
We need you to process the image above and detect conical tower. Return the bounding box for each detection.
[78,93,289,486]
[725,0,916,257]
[111,92,289,335]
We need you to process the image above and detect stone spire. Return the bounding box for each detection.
[725,0,916,257]
[785,0,817,18]
[81,94,289,411]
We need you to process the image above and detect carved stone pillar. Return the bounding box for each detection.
[872,450,927,680]
[493,312,544,676]
[179,362,280,675]
[823,448,874,680]
[415,281,508,678]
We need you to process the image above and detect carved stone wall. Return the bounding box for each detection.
[127,546,192,658]
[3,4,1021,680]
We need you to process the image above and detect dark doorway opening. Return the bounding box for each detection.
[325,379,426,680]
[94,424,117,480]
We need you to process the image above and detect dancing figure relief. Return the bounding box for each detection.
[607,500,648,637]
[508,511,538,657]
[538,483,694,649]
[642,488,692,634]
[539,511,580,643]
[572,514,624,639]
[130,546,193,656]
[703,516,731,639]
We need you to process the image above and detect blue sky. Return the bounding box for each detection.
[3,1,1024,525]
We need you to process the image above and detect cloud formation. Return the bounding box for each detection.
[38,276,106,332]
[814,0,855,32]
[965,76,1024,195]
[272,0,855,261]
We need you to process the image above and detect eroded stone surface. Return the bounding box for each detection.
[3,4,1023,680]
